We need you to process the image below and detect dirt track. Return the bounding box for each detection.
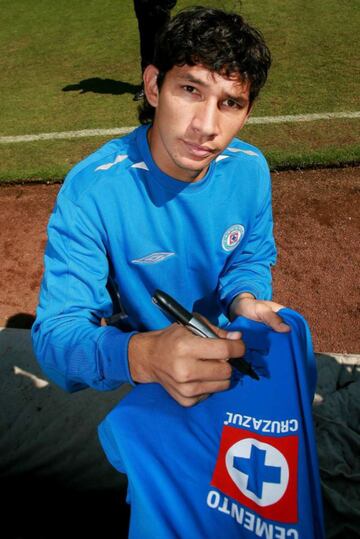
[1,166,359,353]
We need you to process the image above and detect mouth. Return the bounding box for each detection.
[182,140,216,159]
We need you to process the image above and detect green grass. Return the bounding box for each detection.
[0,0,359,181]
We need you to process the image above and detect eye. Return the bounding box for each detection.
[183,85,198,94]
[223,98,242,109]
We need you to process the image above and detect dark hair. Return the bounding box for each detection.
[139,6,271,124]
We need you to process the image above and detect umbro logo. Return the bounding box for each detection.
[131,252,175,264]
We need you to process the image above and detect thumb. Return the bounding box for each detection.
[262,310,291,333]
[225,330,243,340]
[193,313,242,340]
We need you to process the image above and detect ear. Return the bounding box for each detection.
[143,65,160,107]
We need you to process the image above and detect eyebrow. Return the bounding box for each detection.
[178,72,249,104]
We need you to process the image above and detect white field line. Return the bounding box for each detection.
[1,111,359,144]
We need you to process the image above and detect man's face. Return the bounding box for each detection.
[144,64,252,182]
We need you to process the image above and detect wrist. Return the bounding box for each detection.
[229,293,256,319]
[128,331,156,384]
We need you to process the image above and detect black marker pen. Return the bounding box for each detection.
[152,289,259,380]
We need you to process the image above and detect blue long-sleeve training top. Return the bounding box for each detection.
[32,124,276,392]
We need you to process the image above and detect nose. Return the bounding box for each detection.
[191,100,219,138]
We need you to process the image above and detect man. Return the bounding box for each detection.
[133,0,177,101]
[32,7,289,407]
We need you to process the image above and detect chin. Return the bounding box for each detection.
[182,153,215,169]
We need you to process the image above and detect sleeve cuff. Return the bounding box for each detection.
[97,327,138,388]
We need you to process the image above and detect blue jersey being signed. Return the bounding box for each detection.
[98,309,325,539]
[32,125,276,392]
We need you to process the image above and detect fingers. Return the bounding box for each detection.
[268,313,291,333]
[187,335,246,363]
[235,298,291,333]
[162,331,241,406]
[259,302,291,333]
[128,322,245,408]
[195,313,242,341]
[164,377,231,407]
[170,356,233,384]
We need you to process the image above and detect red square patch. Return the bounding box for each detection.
[211,426,298,523]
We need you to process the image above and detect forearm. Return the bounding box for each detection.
[219,258,274,319]
[32,314,137,392]
[31,189,140,392]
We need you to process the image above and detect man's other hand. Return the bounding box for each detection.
[230,294,291,333]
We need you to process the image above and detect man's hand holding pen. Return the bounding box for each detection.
[128,289,290,407]
[128,321,245,407]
